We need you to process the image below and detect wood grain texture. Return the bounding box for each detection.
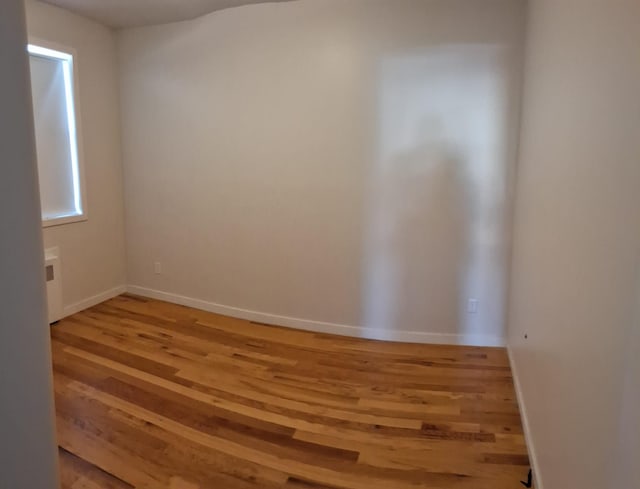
[53,294,530,489]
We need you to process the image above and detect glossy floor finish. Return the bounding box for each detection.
[52,294,530,489]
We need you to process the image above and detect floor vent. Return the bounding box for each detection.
[45,247,62,324]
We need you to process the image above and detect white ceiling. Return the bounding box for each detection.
[41,0,294,29]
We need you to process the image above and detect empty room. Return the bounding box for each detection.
[0,0,638,488]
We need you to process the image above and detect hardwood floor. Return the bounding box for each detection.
[51,294,530,489]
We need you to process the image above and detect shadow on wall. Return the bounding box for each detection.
[363,44,511,344]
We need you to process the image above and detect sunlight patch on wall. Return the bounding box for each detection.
[363,44,510,344]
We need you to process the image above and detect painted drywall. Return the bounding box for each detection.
[0,0,59,486]
[508,0,640,487]
[118,0,525,345]
[26,0,127,315]
[614,271,640,489]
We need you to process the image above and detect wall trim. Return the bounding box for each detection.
[508,346,544,489]
[126,285,505,347]
[62,284,127,318]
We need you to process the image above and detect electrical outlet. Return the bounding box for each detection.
[154,262,162,274]
[467,299,479,314]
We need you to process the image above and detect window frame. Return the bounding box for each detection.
[28,38,88,228]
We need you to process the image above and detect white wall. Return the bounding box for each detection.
[508,0,640,487]
[0,0,59,486]
[26,0,127,315]
[118,0,525,345]
[614,271,640,489]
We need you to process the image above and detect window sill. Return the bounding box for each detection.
[42,213,87,228]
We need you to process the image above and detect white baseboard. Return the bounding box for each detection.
[62,285,127,318]
[508,346,543,489]
[126,285,505,347]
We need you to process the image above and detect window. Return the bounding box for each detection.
[28,42,86,227]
